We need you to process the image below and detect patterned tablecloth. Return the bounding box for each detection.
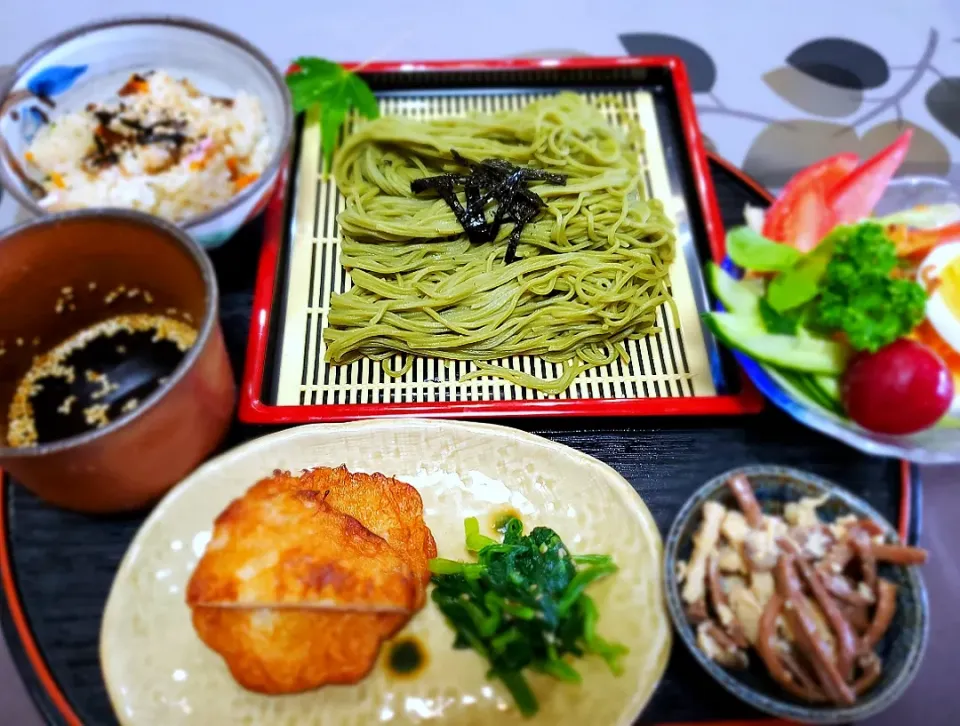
[1,0,957,220]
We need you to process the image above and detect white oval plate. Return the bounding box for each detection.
[100,419,670,726]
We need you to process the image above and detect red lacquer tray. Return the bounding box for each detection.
[239,57,764,425]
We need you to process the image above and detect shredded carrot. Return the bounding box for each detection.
[234,173,259,192]
[920,266,942,296]
[225,157,241,181]
[912,320,960,382]
[889,222,960,257]
[118,77,150,96]
[188,141,218,172]
[49,171,65,189]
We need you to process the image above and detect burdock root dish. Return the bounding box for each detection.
[186,466,437,694]
[676,474,927,706]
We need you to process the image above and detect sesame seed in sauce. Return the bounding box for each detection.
[5,313,197,448]
[83,403,110,428]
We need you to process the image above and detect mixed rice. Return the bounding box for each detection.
[24,71,271,223]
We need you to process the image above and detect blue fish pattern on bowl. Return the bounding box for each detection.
[20,107,48,144]
[26,64,87,98]
[15,65,87,144]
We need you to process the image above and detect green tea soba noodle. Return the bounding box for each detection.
[327,92,677,394]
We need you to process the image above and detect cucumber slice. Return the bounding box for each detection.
[783,371,827,406]
[812,375,842,406]
[770,369,845,417]
[799,373,845,415]
[781,371,831,410]
[704,312,849,375]
[706,262,760,316]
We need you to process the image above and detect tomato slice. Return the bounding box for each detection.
[763,153,859,250]
[829,128,913,225]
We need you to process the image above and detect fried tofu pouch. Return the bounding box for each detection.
[186,468,436,695]
[186,473,418,611]
[299,466,438,607]
[191,609,408,693]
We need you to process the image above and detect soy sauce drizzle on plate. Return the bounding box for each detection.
[492,507,524,534]
[386,636,428,678]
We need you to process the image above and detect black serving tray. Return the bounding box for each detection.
[0,156,919,726]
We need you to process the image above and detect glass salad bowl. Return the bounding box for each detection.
[714,174,960,464]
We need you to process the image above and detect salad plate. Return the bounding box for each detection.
[706,134,960,464]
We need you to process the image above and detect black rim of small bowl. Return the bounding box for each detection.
[0,14,294,231]
[663,464,929,724]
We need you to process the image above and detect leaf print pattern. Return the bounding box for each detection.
[614,28,957,187]
[744,28,955,186]
[860,121,951,176]
[618,33,716,92]
[742,120,859,188]
[787,38,890,90]
[743,119,952,189]
[762,67,863,118]
[926,77,960,139]
[618,33,782,125]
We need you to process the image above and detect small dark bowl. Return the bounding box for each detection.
[664,465,928,724]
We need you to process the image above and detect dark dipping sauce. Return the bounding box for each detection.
[386,636,428,678]
[7,314,196,447]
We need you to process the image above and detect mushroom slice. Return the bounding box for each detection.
[682,500,726,604]
[696,621,749,669]
[727,579,764,645]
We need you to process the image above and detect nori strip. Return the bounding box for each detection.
[411,150,566,263]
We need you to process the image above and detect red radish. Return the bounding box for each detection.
[842,339,954,435]
[763,153,859,248]
[829,129,913,225]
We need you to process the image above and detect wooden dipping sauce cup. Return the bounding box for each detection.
[0,210,235,512]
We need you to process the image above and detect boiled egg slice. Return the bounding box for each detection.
[916,241,960,416]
